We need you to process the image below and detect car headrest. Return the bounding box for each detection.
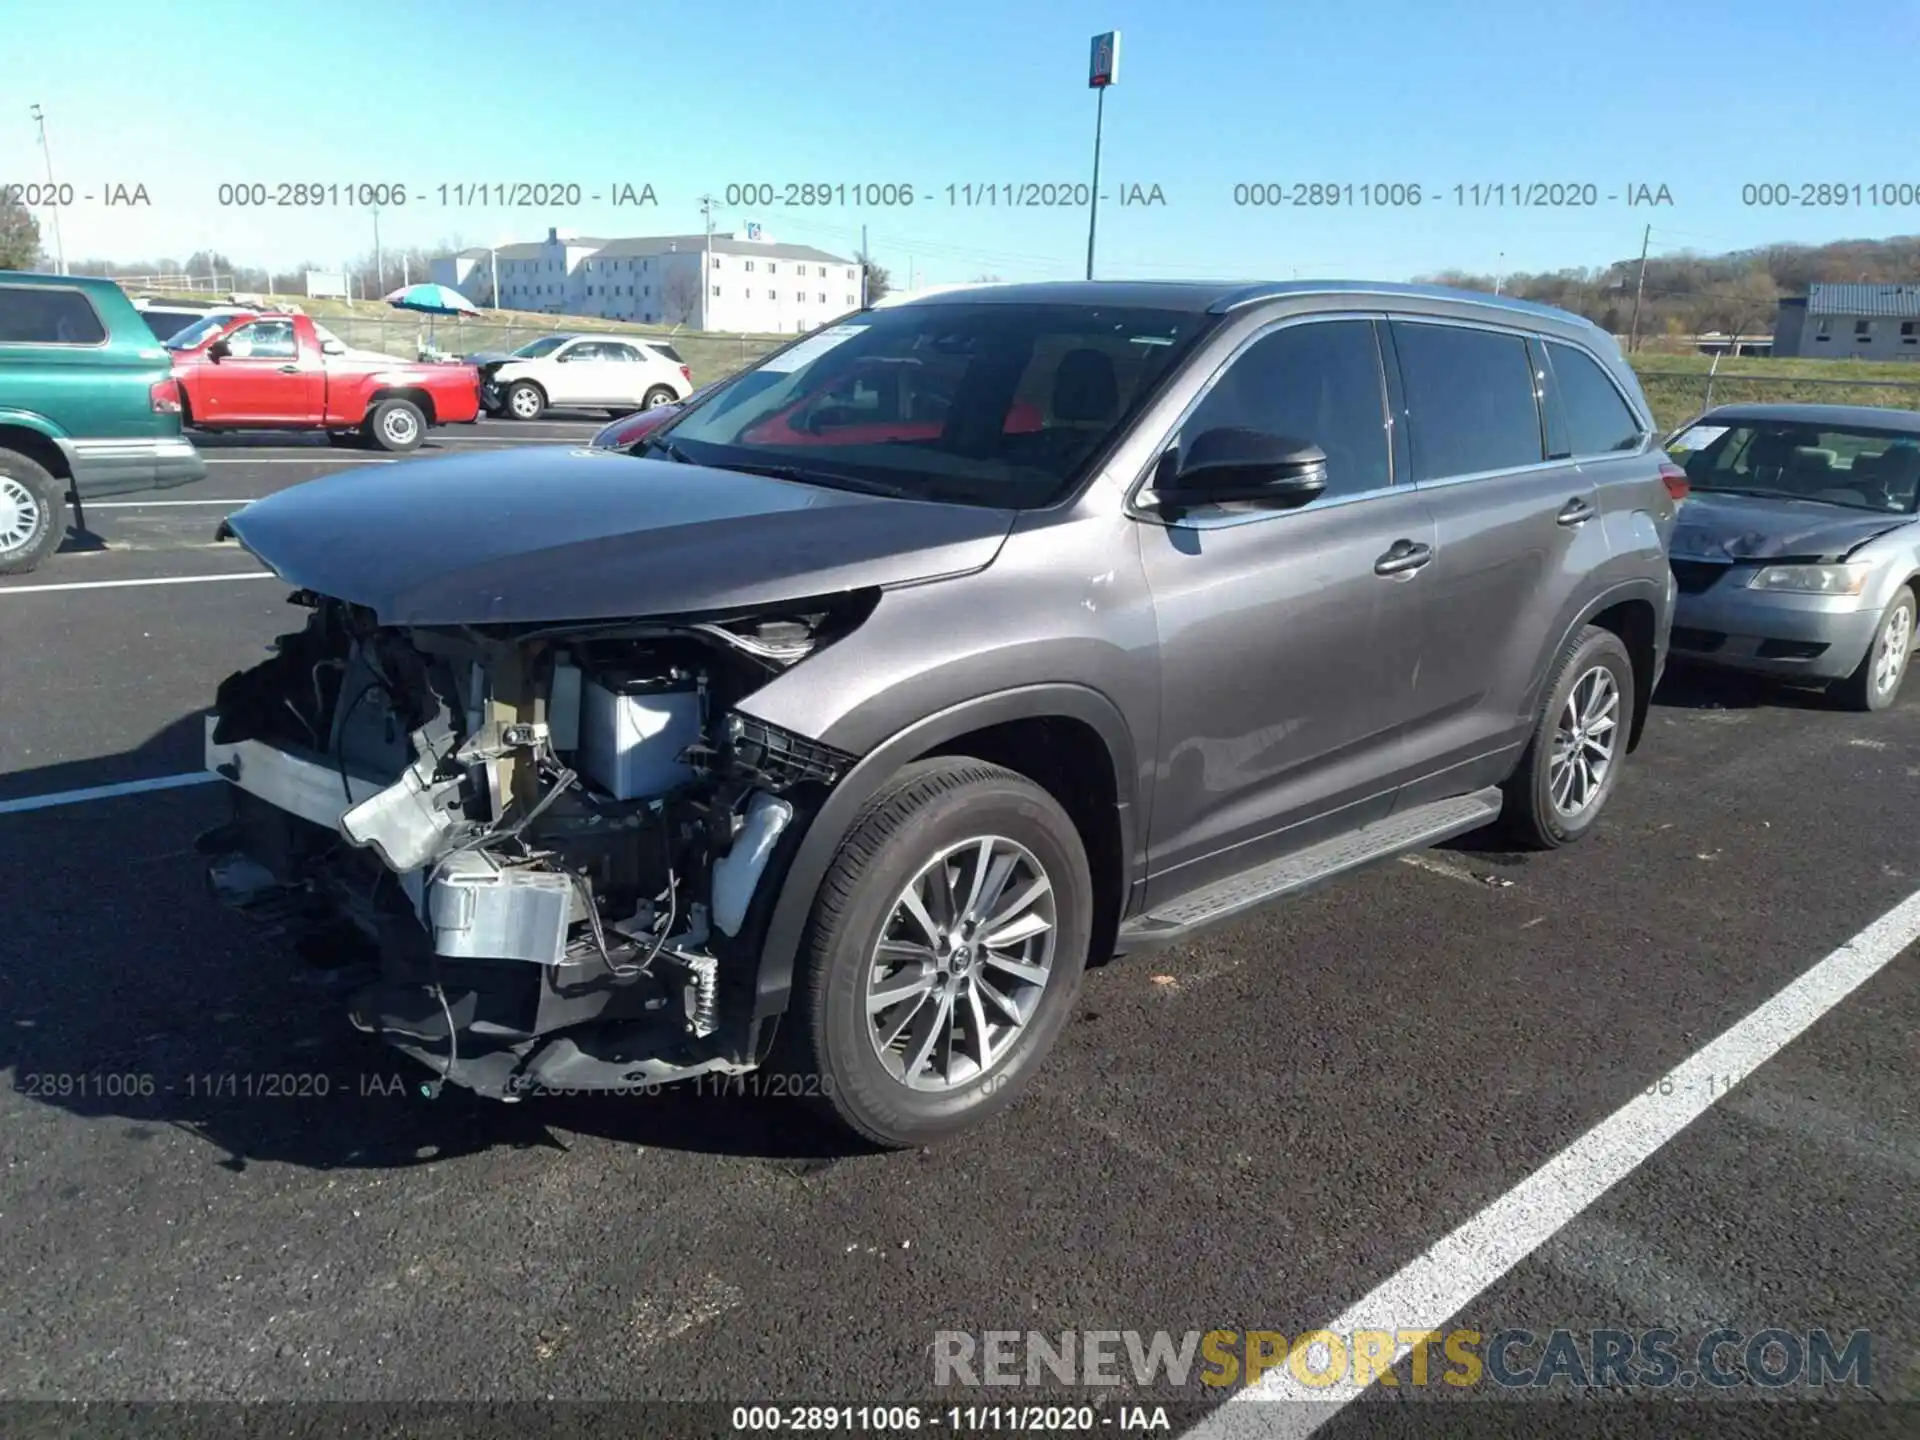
[1052,349,1119,422]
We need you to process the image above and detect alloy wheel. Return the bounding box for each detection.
[510,388,541,419]
[1873,600,1913,699]
[1549,665,1619,818]
[864,835,1057,1092]
[0,476,40,555]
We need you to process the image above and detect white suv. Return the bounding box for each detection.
[480,335,693,420]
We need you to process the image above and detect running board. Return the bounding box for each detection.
[1116,787,1504,952]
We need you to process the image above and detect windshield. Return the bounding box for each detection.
[512,336,568,358]
[1670,420,1920,514]
[163,314,235,351]
[662,302,1212,508]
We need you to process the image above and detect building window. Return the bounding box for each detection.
[846,294,855,305]
[711,256,721,269]
[818,292,826,304]
[818,266,827,277]
[745,260,755,272]
[644,285,651,297]
[1856,320,1872,337]
[712,285,721,296]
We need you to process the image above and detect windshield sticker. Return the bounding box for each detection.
[1670,425,1727,452]
[757,324,870,373]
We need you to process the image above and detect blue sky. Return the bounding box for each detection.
[7,0,1916,285]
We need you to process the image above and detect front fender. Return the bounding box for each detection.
[744,683,1139,1025]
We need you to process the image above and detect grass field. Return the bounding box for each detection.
[138,287,1920,432]
[1626,353,1920,433]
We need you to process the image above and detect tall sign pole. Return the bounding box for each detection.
[28,105,66,276]
[1086,31,1119,281]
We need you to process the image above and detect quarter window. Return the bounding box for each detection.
[1175,319,1391,501]
[1545,341,1642,455]
[0,286,107,344]
[1391,321,1544,479]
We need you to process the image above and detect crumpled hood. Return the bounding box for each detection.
[1671,492,1913,562]
[223,447,1016,625]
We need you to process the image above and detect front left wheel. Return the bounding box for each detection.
[0,450,66,576]
[786,759,1093,1148]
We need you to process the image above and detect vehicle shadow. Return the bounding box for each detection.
[0,713,878,1173]
[1651,660,1836,712]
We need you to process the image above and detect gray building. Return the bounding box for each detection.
[432,228,861,334]
[1773,283,1920,360]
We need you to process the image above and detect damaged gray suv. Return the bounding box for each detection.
[200,280,1678,1146]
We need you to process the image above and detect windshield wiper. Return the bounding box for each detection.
[719,462,931,501]
[1696,485,1806,501]
[640,435,695,463]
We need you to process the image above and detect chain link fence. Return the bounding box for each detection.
[1633,360,1920,437]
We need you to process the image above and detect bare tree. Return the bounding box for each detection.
[663,267,702,325]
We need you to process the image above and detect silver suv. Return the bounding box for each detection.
[199,281,1678,1146]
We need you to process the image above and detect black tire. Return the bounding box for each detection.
[1831,587,1915,712]
[0,448,66,577]
[1500,625,1635,850]
[504,381,545,421]
[641,385,677,410]
[364,398,425,453]
[326,430,364,448]
[785,758,1092,1148]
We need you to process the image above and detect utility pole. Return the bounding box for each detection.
[28,105,66,276]
[1494,253,1505,295]
[699,192,716,327]
[372,206,383,296]
[859,222,869,307]
[1085,32,1119,281]
[1627,223,1652,353]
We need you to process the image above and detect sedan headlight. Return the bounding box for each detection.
[1746,563,1872,595]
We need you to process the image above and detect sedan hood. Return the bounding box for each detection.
[1671,492,1913,563]
[223,448,1016,625]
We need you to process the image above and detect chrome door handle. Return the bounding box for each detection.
[277,364,301,374]
[1557,497,1597,526]
[1374,539,1433,576]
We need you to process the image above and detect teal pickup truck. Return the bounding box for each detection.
[0,272,207,574]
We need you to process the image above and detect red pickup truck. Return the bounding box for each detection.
[166,311,481,451]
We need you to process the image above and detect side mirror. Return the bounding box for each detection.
[207,338,230,362]
[321,340,346,356]
[1156,428,1329,509]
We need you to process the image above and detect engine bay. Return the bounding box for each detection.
[197,590,862,1097]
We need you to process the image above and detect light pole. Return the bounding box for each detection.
[28,104,66,276]
[1085,31,1119,281]
[372,206,383,296]
[490,242,501,310]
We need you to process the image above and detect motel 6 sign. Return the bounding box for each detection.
[1089,30,1120,88]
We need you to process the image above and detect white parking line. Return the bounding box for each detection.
[0,771,220,815]
[0,572,274,595]
[202,456,394,465]
[86,499,254,508]
[1185,885,1920,1439]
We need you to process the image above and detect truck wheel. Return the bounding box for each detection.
[365,399,425,453]
[784,759,1092,1148]
[642,386,677,409]
[1500,625,1635,850]
[1832,587,1915,712]
[0,449,66,577]
[504,382,545,421]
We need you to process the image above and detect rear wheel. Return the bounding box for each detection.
[505,382,545,421]
[1833,587,1915,712]
[1501,625,1635,849]
[785,759,1092,1148]
[364,398,425,453]
[642,385,677,409]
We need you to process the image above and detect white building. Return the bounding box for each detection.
[432,228,862,334]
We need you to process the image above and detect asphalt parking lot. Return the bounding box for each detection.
[1,417,1915,1436]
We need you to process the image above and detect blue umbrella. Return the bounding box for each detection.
[383,282,479,316]
[383,283,479,356]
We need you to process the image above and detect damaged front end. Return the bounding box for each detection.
[198,589,864,1099]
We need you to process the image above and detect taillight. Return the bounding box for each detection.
[150,378,183,414]
[679,364,692,384]
[1659,462,1689,501]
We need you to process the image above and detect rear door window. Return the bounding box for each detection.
[0,286,108,345]
[1390,321,1544,480]
[1546,340,1644,455]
